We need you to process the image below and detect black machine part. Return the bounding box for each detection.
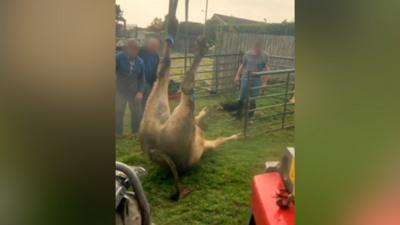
[265,147,294,195]
[264,147,295,209]
[276,188,294,209]
[116,162,151,225]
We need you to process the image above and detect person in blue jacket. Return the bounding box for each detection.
[115,38,145,136]
[138,36,160,109]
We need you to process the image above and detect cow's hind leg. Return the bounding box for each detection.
[204,133,241,151]
[195,107,208,125]
[149,149,190,201]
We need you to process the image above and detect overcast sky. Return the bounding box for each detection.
[116,0,294,27]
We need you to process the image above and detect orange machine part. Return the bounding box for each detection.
[251,172,295,225]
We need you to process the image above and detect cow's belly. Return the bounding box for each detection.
[156,124,196,173]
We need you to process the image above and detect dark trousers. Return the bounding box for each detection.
[236,100,256,119]
[116,90,142,135]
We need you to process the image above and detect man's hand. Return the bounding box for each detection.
[234,75,241,85]
[134,92,144,102]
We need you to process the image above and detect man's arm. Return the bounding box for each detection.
[134,62,145,102]
[115,53,120,73]
[235,54,247,84]
[262,57,269,86]
[234,64,245,84]
[140,64,145,92]
[153,55,160,83]
[155,55,160,70]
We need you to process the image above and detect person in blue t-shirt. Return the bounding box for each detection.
[115,38,145,135]
[234,40,269,120]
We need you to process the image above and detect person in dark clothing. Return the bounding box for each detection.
[115,38,145,136]
[138,36,160,109]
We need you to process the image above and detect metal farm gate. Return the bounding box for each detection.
[242,69,295,136]
[168,53,295,134]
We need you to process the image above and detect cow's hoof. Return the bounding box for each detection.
[231,133,242,140]
[198,107,208,117]
[170,188,193,201]
[170,191,180,201]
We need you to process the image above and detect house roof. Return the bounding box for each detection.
[210,14,263,25]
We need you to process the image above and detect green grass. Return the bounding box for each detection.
[116,94,294,225]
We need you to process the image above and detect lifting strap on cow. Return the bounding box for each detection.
[184,0,189,71]
[166,0,179,46]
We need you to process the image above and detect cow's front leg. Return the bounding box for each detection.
[140,1,178,127]
[169,36,208,123]
[203,133,241,151]
[181,36,208,95]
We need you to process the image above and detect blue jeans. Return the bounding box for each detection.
[237,76,261,118]
[239,76,261,103]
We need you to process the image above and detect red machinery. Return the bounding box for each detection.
[249,147,295,225]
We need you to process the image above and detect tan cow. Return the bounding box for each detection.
[139,0,240,200]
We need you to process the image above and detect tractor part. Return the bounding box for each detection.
[249,147,295,225]
[115,161,151,225]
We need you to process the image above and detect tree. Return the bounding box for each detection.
[115,4,124,21]
[178,21,204,36]
[204,21,295,43]
[115,4,126,38]
[147,17,165,32]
